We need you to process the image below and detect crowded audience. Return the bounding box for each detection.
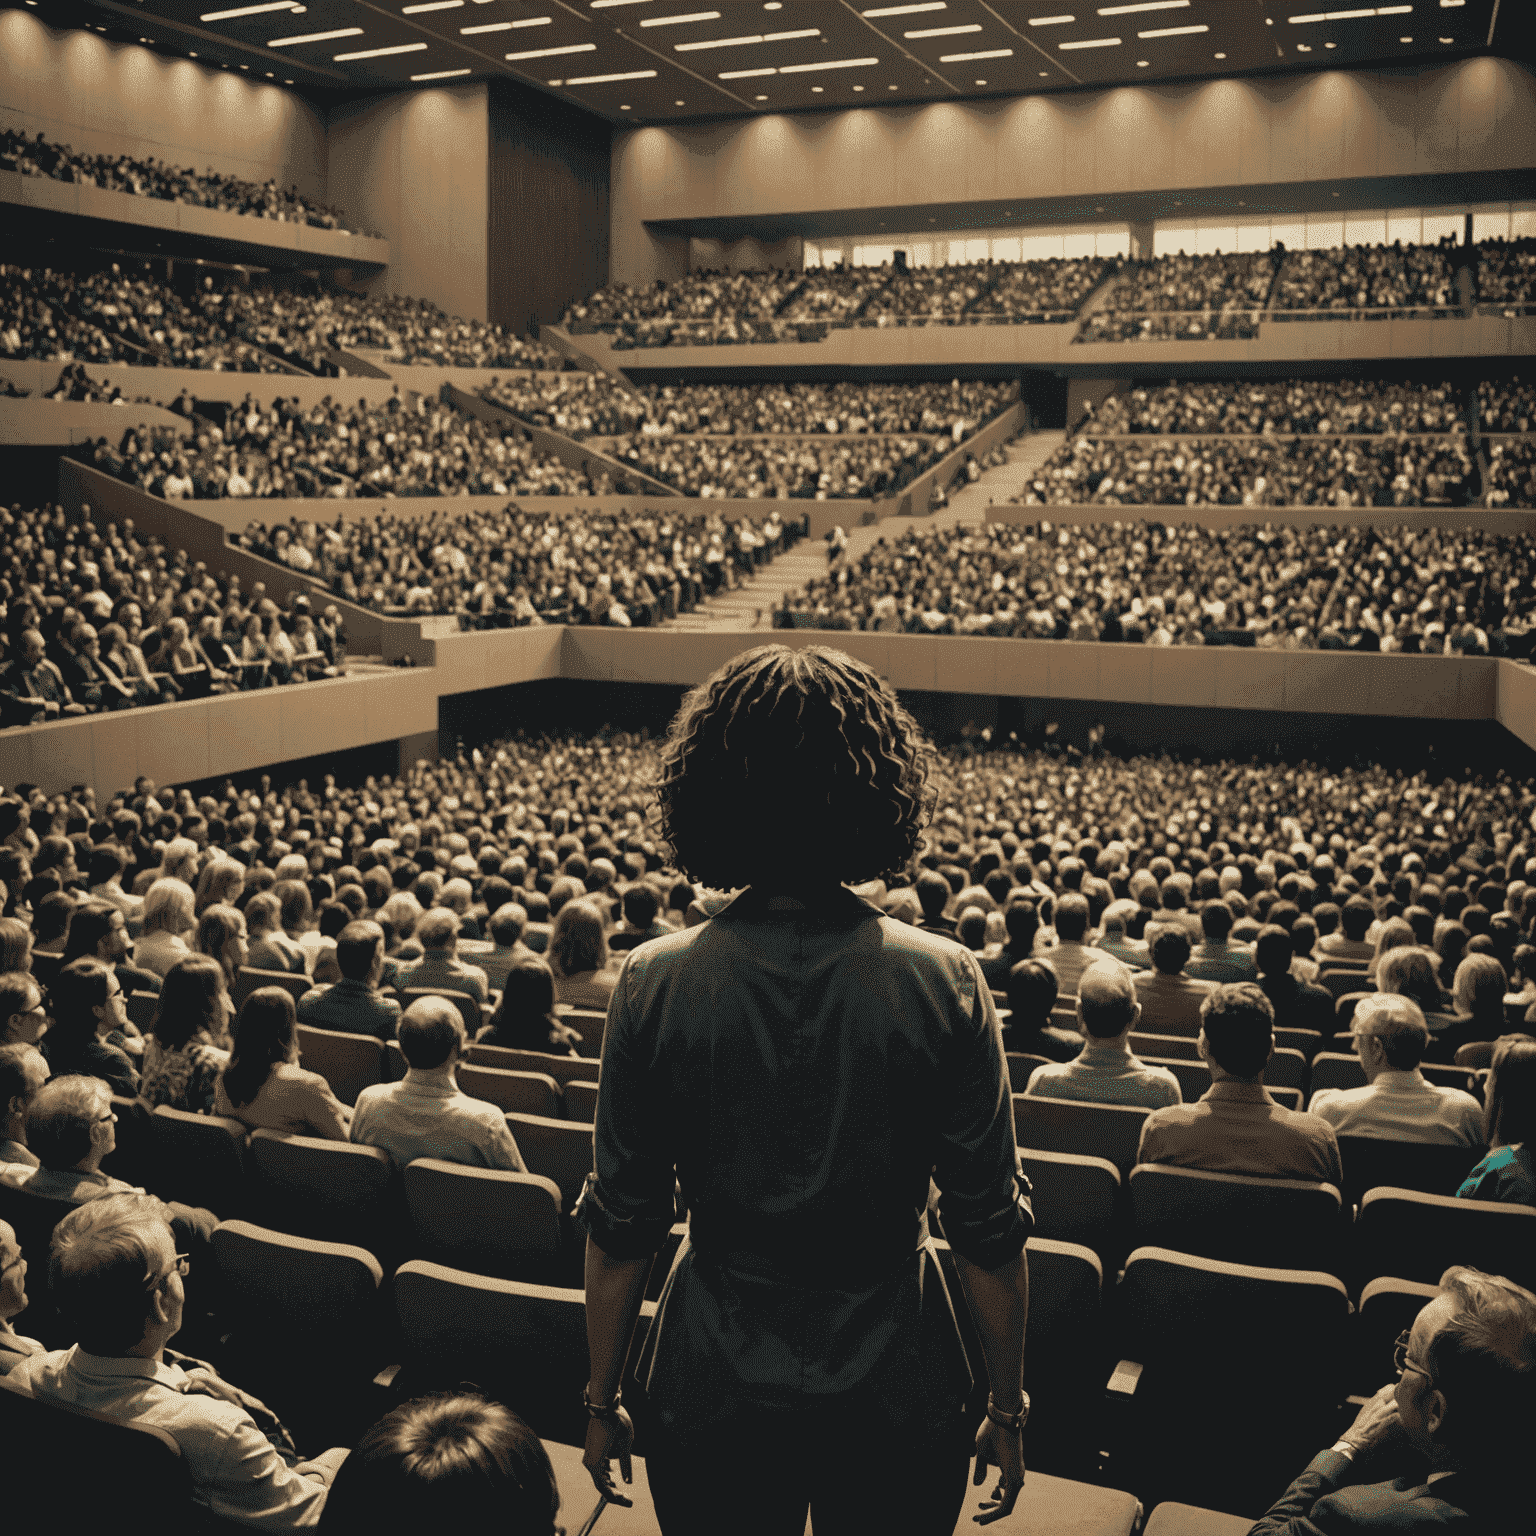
[1475,235,1536,311]
[1478,376,1536,433]
[1076,250,1275,343]
[1272,238,1459,312]
[776,519,1536,651]
[234,502,804,622]
[0,126,368,234]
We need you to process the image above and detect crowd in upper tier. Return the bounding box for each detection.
[1478,377,1536,433]
[0,126,370,234]
[1,503,346,725]
[234,504,803,624]
[70,392,604,500]
[1272,238,1460,312]
[1476,236,1536,310]
[779,521,1536,653]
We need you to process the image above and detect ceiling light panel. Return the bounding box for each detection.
[639,11,721,25]
[905,25,981,38]
[862,4,948,15]
[507,43,596,59]
[335,42,427,59]
[941,48,1013,62]
[268,28,363,46]
[401,1,462,13]
[674,30,820,51]
[1098,1,1188,12]
[200,2,300,20]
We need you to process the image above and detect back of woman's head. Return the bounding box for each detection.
[222,987,297,1109]
[62,900,118,965]
[0,917,32,973]
[196,904,244,971]
[273,880,313,935]
[1483,1033,1536,1149]
[656,643,935,890]
[152,956,226,1051]
[244,890,282,938]
[490,959,557,1039]
[1370,917,1416,965]
[322,1393,558,1535]
[1454,953,1508,1023]
[194,855,244,916]
[548,899,606,980]
[47,958,111,1036]
[142,877,195,936]
[1376,945,1443,1010]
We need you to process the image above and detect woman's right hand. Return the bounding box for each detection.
[582,1405,635,1508]
[971,1416,1026,1525]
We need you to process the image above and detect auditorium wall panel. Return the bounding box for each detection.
[0,13,327,201]
[610,59,1536,287]
[327,84,489,323]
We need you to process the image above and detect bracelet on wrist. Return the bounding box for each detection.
[583,1386,622,1420]
[985,1392,1030,1433]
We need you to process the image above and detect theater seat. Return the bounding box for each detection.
[1320,971,1374,1000]
[564,1079,600,1123]
[0,1182,80,1348]
[392,1260,657,1447]
[1139,1055,1209,1104]
[399,987,479,1039]
[245,1129,397,1261]
[1335,1137,1483,1208]
[1142,1502,1252,1536]
[234,966,309,1010]
[1274,1028,1323,1063]
[149,1105,247,1218]
[98,1094,155,1189]
[561,1008,609,1060]
[1018,1150,1121,1268]
[505,1112,595,1211]
[1351,1276,1439,1401]
[1353,1187,1536,1291]
[1108,1247,1351,1517]
[403,1159,566,1283]
[455,1064,563,1118]
[1006,1052,1054,1091]
[295,1024,385,1106]
[1127,1164,1344,1272]
[1013,1095,1152,1177]
[1308,1052,1367,1098]
[1130,1033,1200,1061]
[467,1043,600,1086]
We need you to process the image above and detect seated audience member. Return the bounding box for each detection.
[914,870,956,936]
[1308,995,1484,1146]
[244,890,308,975]
[13,1194,348,1527]
[140,956,234,1114]
[27,892,75,971]
[462,902,535,990]
[1249,1266,1535,1534]
[1042,892,1098,997]
[1022,963,1181,1108]
[59,898,161,1000]
[1376,946,1454,1032]
[981,898,1044,988]
[0,1041,49,1166]
[297,921,401,1041]
[395,910,488,1006]
[0,970,49,1049]
[350,997,525,1171]
[274,880,321,968]
[134,878,197,978]
[0,1217,45,1373]
[607,884,670,955]
[19,1076,218,1260]
[1002,958,1084,1064]
[320,1391,559,1535]
[1255,924,1336,1035]
[1319,894,1377,961]
[194,902,249,993]
[955,908,988,955]
[1430,954,1510,1063]
[476,958,581,1056]
[1456,1035,1536,1206]
[1138,982,1344,1184]
[1094,902,1149,972]
[1133,930,1213,1037]
[215,987,351,1140]
[547,899,620,1013]
[39,959,139,1097]
[1185,901,1258,984]
[87,843,143,924]
[194,855,246,919]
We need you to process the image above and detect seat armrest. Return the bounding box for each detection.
[1106,1359,1143,1400]
[372,1362,402,1390]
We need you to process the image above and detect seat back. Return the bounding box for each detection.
[468,1044,599,1087]
[1309,1052,1367,1097]
[1274,1028,1323,1063]
[0,1182,81,1347]
[246,1129,397,1257]
[0,1372,190,1523]
[1421,1063,1479,1099]
[1129,1033,1199,1062]
[1355,1187,1536,1290]
[125,991,158,1033]
[149,1105,248,1217]
[1018,1150,1121,1264]
[1006,1053,1054,1092]
[400,988,480,1039]
[1013,1095,1152,1177]
[295,1024,385,1106]
[1321,970,1374,999]
[560,1008,608,1061]
[1128,1164,1343,1271]
[1264,1047,1307,1092]
[456,1064,563,1119]
[97,1094,156,1189]
[504,1113,594,1211]
[1353,1277,1439,1399]
[1139,1055,1209,1105]
[1335,1137,1483,1207]
[1336,992,1372,1029]
[235,966,309,1010]
[563,1080,599,1123]
[212,1218,383,1324]
[403,1159,565,1282]
[393,1260,656,1446]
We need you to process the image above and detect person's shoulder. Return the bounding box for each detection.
[352,1080,393,1110]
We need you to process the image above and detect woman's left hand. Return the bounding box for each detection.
[582,1405,635,1507]
[972,1416,1026,1525]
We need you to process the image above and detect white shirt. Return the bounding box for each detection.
[133,929,192,979]
[350,1066,526,1172]
[1308,1068,1485,1147]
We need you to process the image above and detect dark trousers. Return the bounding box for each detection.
[645,1402,971,1536]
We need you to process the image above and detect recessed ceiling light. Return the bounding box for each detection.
[906,24,980,37]
[507,43,596,59]
[1440,0,1466,7]
[942,48,1012,62]
[755,93,767,99]
[975,78,986,84]
[1060,37,1121,50]
[1400,35,1412,42]
[403,0,464,12]
[1039,70,1049,76]
[676,28,819,51]
[1099,2,1189,12]
[199,2,301,20]
[765,1,782,8]
[863,4,946,16]
[562,68,657,83]
[1439,36,1453,43]
[1137,59,1148,66]
[621,103,631,108]
[189,50,198,56]
[1213,51,1225,58]
[675,98,685,104]
[853,83,864,89]
[1325,40,1336,47]
[811,84,823,90]
[266,70,274,76]
[269,27,362,46]
[1297,43,1311,51]
[889,83,898,88]
[1138,23,1207,37]
[639,11,721,27]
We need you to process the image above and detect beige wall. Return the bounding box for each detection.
[327,84,490,324]
[0,12,327,201]
[611,58,1536,287]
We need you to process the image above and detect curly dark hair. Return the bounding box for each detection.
[654,644,936,889]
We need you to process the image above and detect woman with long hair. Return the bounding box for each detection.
[141,955,232,1113]
[1456,1034,1536,1205]
[195,904,250,993]
[547,899,619,1013]
[214,986,350,1140]
[477,958,580,1056]
[1427,953,1511,1063]
[1364,916,1415,980]
[134,877,197,978]
[244,890,306,975]
[576,645,1030,1534]
[0,918,32,975]
[194,856,246,918]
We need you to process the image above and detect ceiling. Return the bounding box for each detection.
[32,0,1519,124]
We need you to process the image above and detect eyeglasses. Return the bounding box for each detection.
[1394,1329,1433,1383]
[94,1110,118,1125]
[145,1253,190,1292]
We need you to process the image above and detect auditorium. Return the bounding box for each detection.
[4,1,1536,1530]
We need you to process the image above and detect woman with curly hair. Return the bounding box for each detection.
[575,645,1032,1535]
[141,955,232,1114]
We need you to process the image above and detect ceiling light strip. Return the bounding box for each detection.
[507,43,597,59]
[559,68,658,83]
[1098,1,1187,14]
[1059,36,1121,48]
[413,67,472,78]
[1289,7,1409,20]
[718,66,775,78]
[862,3,946,15]
[200,2,299,20]
[268,28,363,46]
[639,11,721,26]
[401,1,462,13]
[940,48,1012,61]
[675,29,818,51]
[335,42,428,58]
[778,55,880,73]
[1138,23,1208,36]
[906,24,980,37]
[1028,13,1076,24]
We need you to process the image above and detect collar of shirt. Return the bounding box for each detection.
[67,1348,187,1389]
[1371,1068,1432,1093]
[399,1067,459,1096]
[1078,1038,1134,1063]
[1201,1079,1275,1106]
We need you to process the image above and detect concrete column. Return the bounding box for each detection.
[1128,220,1155,261]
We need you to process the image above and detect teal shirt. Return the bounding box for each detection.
[1456,1143,1535,1206]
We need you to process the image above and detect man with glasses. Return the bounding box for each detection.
[12,1194,349,1527]
[35,958,139,1099]
[1252,1265,1536,1532]
[0,1217,45,1373]
[0,1041,50,1167]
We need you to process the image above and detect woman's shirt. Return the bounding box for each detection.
[141,1036,231,1115]
[246,933,309,975]
[134,930,191,979]
[552,967,620,1013]
[214,1061,351,1141]
[1456,1143,1535,1206]
[575,884,1031,1442]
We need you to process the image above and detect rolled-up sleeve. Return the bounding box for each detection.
[932,953,1033,1269]
[572,952,675,1260]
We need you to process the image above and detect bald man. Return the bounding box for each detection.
[1021,963,1182,1110]
[348,997,525,1172]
